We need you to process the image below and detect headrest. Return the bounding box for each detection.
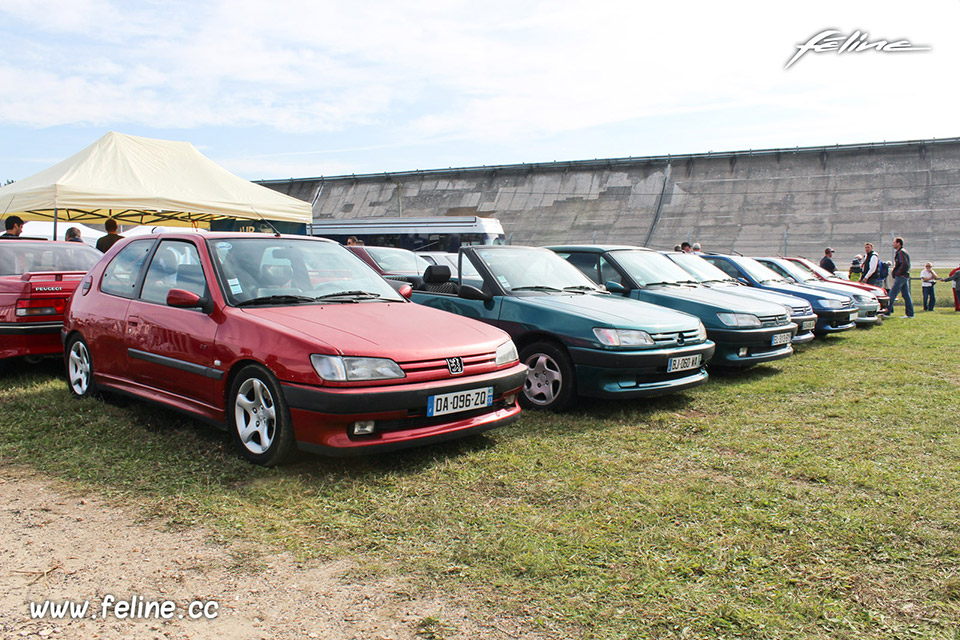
[423,264,451,284]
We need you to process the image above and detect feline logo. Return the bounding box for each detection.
[446,357,464,375]
[786,30,931,69]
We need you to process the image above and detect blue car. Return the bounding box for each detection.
[666,251,818,344]
[701,254,857,335]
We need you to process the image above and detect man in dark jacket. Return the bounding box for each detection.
[860,242,881,286]
[95,218,124,253]
[886,237,913,317]
[1,215,24,238]
[819,247,837,274]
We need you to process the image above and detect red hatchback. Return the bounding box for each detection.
[1,239,102,370]
[63,233,525,465]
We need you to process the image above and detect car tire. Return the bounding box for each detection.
[65,334,97,399]
[519,341,577,411]
[228,364,295,466]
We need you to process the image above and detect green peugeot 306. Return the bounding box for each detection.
[410,245,715,411]
[549,246,797,368]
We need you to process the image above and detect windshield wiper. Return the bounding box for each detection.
[237,294,316,307]
[314,290,383,301]
[511,285,562,293]
[643,281,679,287]
[562,285,598,293]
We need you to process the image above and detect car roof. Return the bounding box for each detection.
[546,244,653,254]
[120,232,338,245]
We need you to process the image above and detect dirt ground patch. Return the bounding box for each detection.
[0,468,555,640]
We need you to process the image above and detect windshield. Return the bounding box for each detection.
[761,258,816,282]
[0,241,101,276]
[364,246,430,274]
[794,259,834,280]
[612,250,698,286]
[667,252,736,282]
[208,237,403,305]
[473,246,600,293]
[734,257,788,283]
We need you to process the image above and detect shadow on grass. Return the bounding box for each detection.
[1,361,504,490]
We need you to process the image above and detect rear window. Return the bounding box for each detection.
[0,242,101,276]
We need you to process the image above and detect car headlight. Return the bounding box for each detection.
[593,327,655,347]
[495,340,519,365]
[817,298,843,309]
[853,293,875,303]
[716,313,761,328]
[696,322,708,342]
[310,354,406,381]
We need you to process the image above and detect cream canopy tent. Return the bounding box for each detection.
[0,131,312,233]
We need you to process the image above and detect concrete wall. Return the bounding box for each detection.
[259,138,960,266]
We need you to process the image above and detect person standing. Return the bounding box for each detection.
[95,218,123,253]
[886,237,913,318]
[1,215,24,238]
[860,243,881,286]
[65,227,83,243]
[819,247,837,275]
[950,262,960,311]
[920,263,938,311]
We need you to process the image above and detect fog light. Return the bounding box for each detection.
[738,348,749,357]
[351,421,376,436]
[504,393,517,406]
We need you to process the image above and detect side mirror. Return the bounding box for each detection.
[604,280,627,294]
[459,285,493,302]
[398,284,412,299]
[166,288,203,308]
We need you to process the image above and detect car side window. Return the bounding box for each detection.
[140,240,206,305]
[598,256,624,287]
[100,240,153,299]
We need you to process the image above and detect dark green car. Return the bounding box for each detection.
[411,245,715,411]
[550,246,797,368]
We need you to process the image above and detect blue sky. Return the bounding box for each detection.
[1,0,956,183]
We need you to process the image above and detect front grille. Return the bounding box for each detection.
[759,313,790,327]
[791,305,812,315]
[400,352,496,376]
[649,328,701,346]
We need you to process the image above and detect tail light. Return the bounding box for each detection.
[16,298,66,317]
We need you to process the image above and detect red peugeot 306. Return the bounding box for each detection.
[1,239,102,372]
[63,233,525,465]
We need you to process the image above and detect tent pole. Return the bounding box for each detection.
[53,208,58,240]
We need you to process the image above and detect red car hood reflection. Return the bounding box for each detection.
[239,302,505,359]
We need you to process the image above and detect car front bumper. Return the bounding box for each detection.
[567,341,715,399]
[707,324,797,367]
[814,309,857,334]
[789,313,818,344]
[854,301,882,325]
[281,363,527,455]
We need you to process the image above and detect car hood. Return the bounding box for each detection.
[705,282,810,308]
[512,293,701,332]
[240,302,509,359]
[635,285,787,316]
[758,281,840,301]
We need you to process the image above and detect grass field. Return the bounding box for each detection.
[1,281,958,639]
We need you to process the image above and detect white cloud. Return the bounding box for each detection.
[0,0,958,178]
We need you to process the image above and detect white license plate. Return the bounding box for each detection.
[427,386,493,417]
[801,320,816,331]
[667,354,702,373]
[771,332,792,346]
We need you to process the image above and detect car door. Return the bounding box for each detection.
[90,239,155,381]
[124,239,221,409]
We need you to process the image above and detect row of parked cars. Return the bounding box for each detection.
[0,234,887,466]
